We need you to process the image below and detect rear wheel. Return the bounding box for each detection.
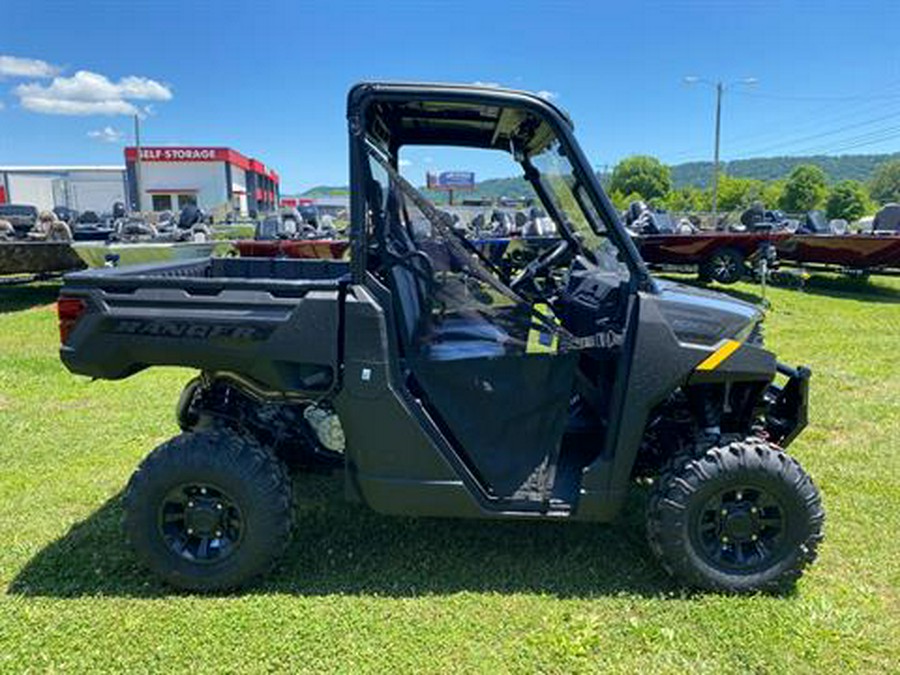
[124,429,293,591]
[699,247,745,284]
[647,437,824,593]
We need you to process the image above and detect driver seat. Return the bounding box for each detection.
[377,186,509,360]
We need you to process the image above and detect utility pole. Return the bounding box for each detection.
[684,76,757,229]
[133,114,143,213]
[711,81,723,227]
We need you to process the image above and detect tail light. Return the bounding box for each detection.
[57,296,87,344]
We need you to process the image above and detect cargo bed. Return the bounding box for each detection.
[59,257,349,393]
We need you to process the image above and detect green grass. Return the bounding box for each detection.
[0,275,898,673]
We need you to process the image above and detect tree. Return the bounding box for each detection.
[825,180,871,222]
[609,189,645,211]
[778,165,828,213]
[609,156,672,202]
[664,186,709,212]
[869,159,900,205]
[761,180,785,210]
[716,175,766,211]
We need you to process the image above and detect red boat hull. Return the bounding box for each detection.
[235,239,350,260]
[637,232,900,270]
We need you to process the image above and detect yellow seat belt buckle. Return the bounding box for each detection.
[526,303,559,355]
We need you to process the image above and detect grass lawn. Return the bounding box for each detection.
[0,274,898,673]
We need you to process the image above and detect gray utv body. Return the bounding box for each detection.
[59,83,808,524]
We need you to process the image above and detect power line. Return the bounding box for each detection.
[791,124,900,156]
[724,94,900,152]
[732,88,900,102]
[665,81,900,163]
[728,110,900,157]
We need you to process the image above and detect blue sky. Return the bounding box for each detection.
[1,0,899,192]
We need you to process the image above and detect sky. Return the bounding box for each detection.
[1,0,899,193]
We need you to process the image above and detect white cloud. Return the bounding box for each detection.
[0,55,61,79]
[399,159,412,167]
[88,126,125,143]
[14,70,172,116]
[536,90,558,101]
[473,81,502,88]
[0,101,5,111]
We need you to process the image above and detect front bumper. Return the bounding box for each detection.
[764,362,811,448]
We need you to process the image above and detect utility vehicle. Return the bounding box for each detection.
[58,82,823,593]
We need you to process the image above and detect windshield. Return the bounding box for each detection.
[528,139,626,272]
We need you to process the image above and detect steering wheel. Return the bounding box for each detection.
[510,239,570,294]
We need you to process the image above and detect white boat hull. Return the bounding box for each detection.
[72,241,219,268]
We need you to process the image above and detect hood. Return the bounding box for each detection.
[653,279,763,346]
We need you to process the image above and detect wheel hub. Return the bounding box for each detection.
[720,505,756,541]
[184,498,223,536]
[694,485,787,571]
[158,483,244,564]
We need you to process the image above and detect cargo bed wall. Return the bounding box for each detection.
[60,257,348,393]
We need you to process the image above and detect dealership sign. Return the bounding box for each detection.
[426,171,476,190]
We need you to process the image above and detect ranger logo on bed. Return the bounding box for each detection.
[107,319,272,341]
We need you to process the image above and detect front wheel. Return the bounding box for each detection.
[123,429,293,591]
[647,438,824,593]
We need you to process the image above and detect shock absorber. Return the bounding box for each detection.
[689,385,723,440]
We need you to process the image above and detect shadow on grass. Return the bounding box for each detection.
[659,272,900,305]
[8,473,678,599]
[795,274,900,304]
[0,281,61,314]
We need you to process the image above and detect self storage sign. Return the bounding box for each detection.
[125,147,229,162]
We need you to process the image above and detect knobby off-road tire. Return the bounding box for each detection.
[647,437,824,593]
[699,247,746,284]
[123,429,294,592]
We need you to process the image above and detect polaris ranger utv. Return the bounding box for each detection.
[58,82,822,593]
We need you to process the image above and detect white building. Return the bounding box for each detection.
[125,146,280,215]
[0,166,127,214]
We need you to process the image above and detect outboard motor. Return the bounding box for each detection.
[178,204,202,229]
[112,201,127,220]
[873,203,900,233]
[799,210,830,234]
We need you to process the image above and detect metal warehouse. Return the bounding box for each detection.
[124,146,280,215]
[0,166,127,214]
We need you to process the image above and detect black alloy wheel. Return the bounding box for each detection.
[124,429,293,591]
[691,484,787,573]
[158,482,244,564]
[647,437,824,593]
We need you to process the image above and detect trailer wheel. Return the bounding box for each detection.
[123,429,293,591]
[647,437,824,593]
[699,247,745,284]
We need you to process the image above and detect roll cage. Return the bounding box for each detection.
[346,82,652,291]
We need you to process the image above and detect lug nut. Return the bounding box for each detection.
[215,530,222,538]
[187,501,194,508]
[736,491,743,501]
[216,503,223,511]
[751,534,758,541]
[200,487,207,495]
[721,536,729,543]
[721,509,728,516]
[187,528,194,535]
[750,507,758,514]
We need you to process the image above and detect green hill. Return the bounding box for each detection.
[672,153,900,188]
[300,186,350,198]
[299,153,899,201]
